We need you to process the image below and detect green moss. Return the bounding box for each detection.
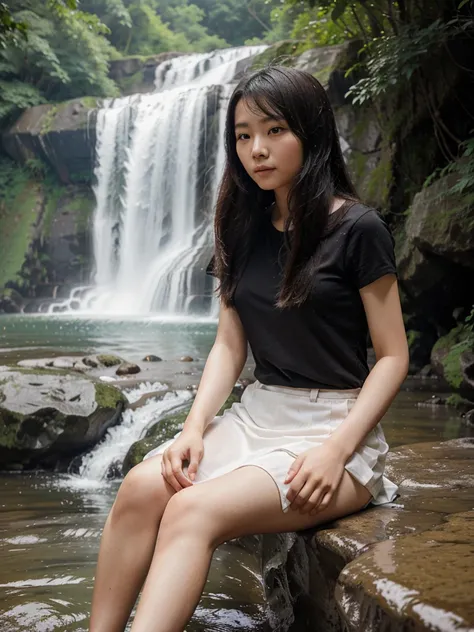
[217,392,240,416]
[80,97,100,109]
[67,195,96,232]
[251,40,303,70]
[424,195,474,238]
[0,179,42,288]
[116,69,145,94]
[366,148,392,207]
[97,354,123,367]
[0,407,23,448]
[6,366,70,377]
[347,150,369,193]
[39,105,59,136]
[94,382,127,409]
[42,180,63,238]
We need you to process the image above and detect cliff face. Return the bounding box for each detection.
[2,98,100,186]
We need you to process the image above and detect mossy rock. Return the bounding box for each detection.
[122,391,242,474]
[95,382,127,409]
[0,369,125,469]
[431,325,474,396]
[250,40,303,69]
[97,354,123,367]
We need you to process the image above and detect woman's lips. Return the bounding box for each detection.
[254,167,276,175]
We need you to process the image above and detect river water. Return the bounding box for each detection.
[0,314,471,631]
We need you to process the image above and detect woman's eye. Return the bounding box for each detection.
[237,133,249,141]
[269,126,283,134]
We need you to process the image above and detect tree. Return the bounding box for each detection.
[0,0,117,122]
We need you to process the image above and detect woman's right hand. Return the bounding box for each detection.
[161,428,204,492]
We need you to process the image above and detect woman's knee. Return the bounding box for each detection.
[111,456,174,526]
[159,485,222,546]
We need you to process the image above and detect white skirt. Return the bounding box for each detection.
[143,379,399,513]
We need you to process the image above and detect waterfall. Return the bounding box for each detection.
[65,384,194,485]
[50,45,266,317]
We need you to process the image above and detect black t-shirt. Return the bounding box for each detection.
[206,203,397,389]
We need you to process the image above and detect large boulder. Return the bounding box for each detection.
[2,98,101,185]
[0,367,127,469]
[406,173,474,269]
[397,175,474,328]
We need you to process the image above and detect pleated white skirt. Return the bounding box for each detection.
[143,379,399,513]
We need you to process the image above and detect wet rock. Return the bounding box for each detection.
[0,368,126,470]
[97,354,123,367]
[52,357,76,369]
[18,358,55,369]
[122,408,188,474]
[142,355,162,362]
[180,356,194,362]
[71,360,90,372]
[115,362,141,376]
[0,288,23,313]
[397,175,474,329]
[337,512,474,632]
[260,438,474,632]
[417,395,446,407]
[418,364,434,378]
[83,356,98,368]
[464,409,474,427]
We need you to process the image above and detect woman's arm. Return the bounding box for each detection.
[326,273,409,460]
[182,299,248,435]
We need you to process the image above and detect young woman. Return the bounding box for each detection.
[89,66,409,632]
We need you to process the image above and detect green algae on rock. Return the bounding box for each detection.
[97,354,123,367]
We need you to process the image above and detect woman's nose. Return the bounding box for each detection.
[251,137,269,158]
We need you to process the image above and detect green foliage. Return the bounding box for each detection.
[346,20,449,106]
[192,0,272,47]
[423,133,474,196]
[432,324,474,390]
[0,2,28,50]
[0,0,118,123]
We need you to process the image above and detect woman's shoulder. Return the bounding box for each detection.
[342,202,381,226]
[335,202,391,239]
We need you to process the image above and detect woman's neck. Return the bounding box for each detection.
[271,196,347,231]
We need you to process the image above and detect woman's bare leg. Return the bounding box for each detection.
[130,466,371,632]
[89,455,175,632]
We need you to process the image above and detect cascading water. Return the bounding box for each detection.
[50,45,266,317]
[73,383,193,484]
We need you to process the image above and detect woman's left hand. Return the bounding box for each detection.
[284,443,346,515]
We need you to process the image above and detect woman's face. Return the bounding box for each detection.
[234,98,303,192]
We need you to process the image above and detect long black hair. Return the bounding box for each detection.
[212,65,359,309]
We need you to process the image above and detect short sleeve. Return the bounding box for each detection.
[344,211,397,289]
[205,255,216,277]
